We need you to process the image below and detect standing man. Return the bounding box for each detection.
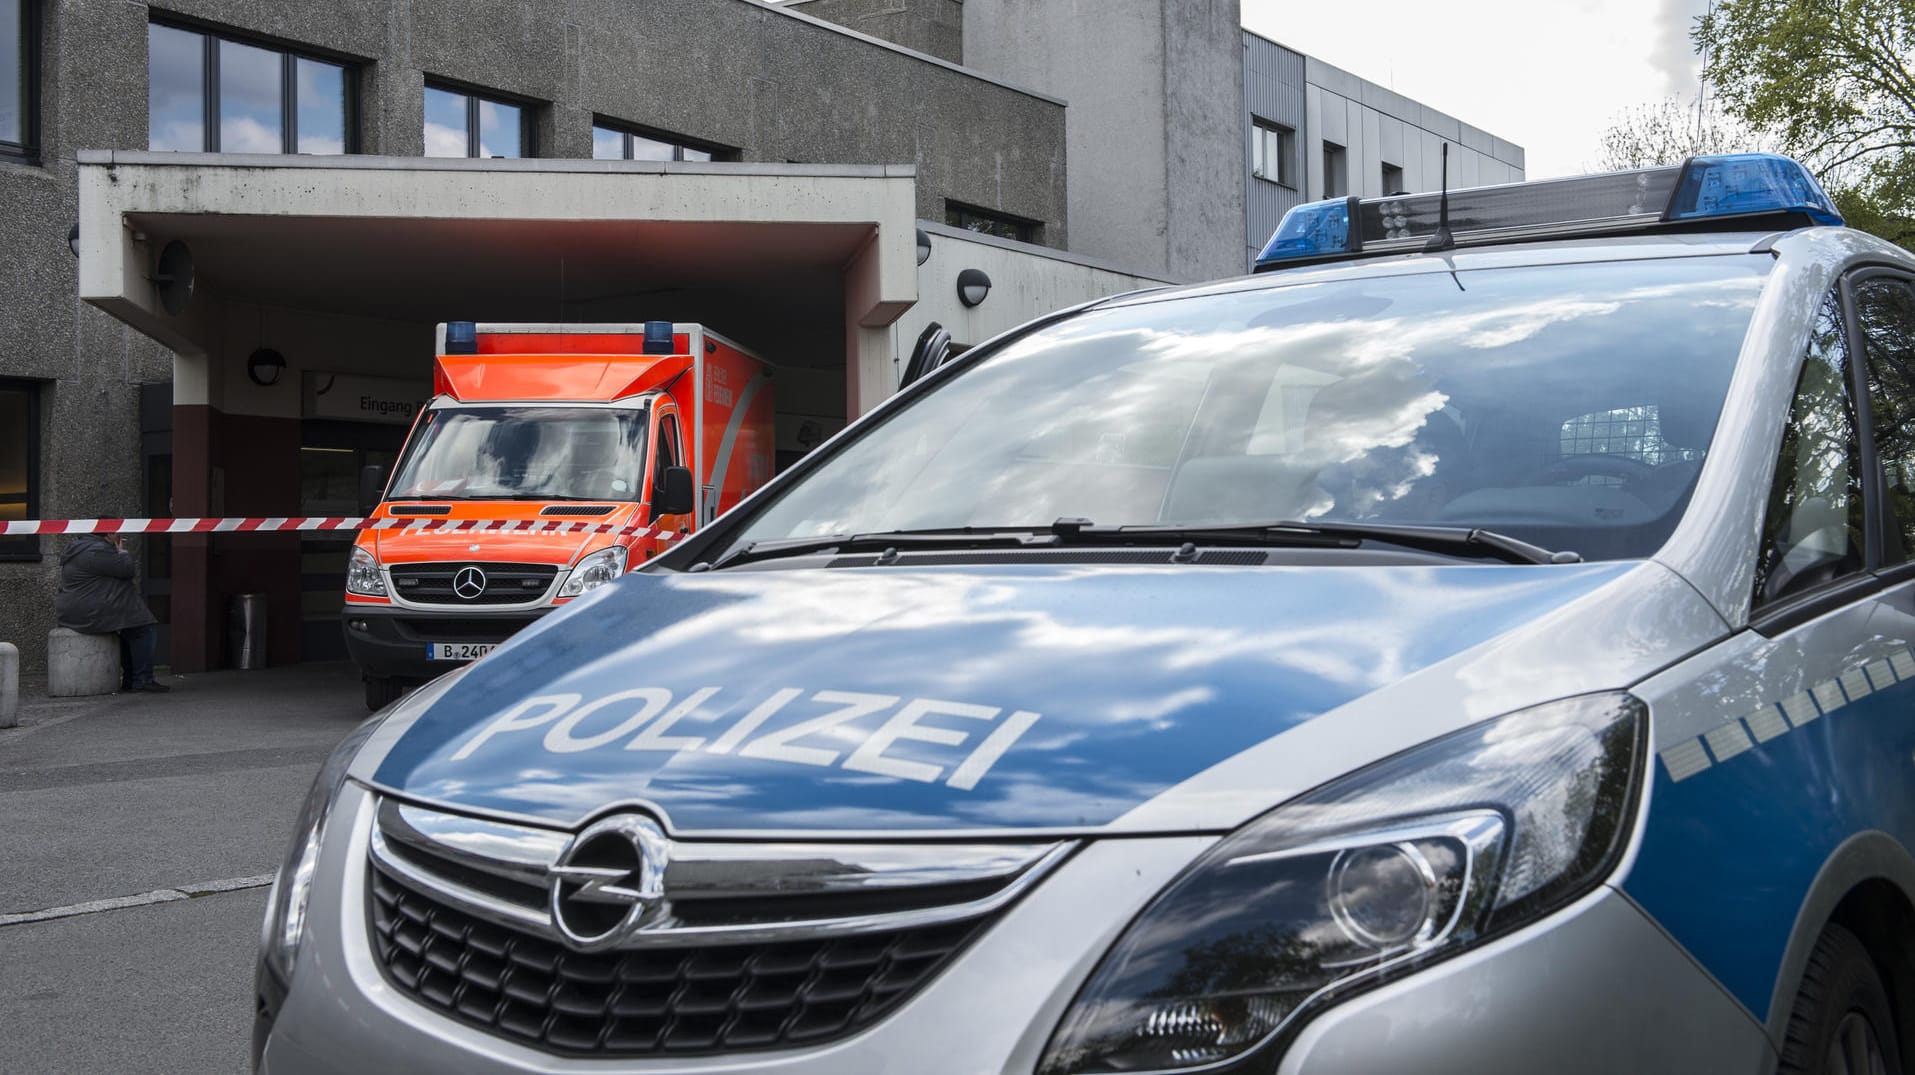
[55,532,169,693]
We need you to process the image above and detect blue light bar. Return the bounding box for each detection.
[643,320,676,354]
[1667,153,1843,227]
[444,321,478,355]
[1255,197,1356,265]
[1255,153,1844,271]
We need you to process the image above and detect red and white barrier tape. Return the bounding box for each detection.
[0,517,687,540]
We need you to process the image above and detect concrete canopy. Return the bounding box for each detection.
[76,153,920,411]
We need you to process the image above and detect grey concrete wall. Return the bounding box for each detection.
[0,1,176,673]
[785,0,963,64]
[964,0,1169,276]
[963,0,1243,281]
[1162,0,1246,281]
[0,0,1070,671]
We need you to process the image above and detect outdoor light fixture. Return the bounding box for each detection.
[67,223,79,258]
[247,347,288,387]
[916,228,932,266]
[956,268,991,307]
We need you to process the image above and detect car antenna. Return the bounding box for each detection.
[1426,142,1455,253]
[1432,142,1455,252]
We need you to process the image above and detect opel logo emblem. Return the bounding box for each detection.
[547,814,670,950]
[452,565,487,600]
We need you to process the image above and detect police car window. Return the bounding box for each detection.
[726,256,1771,562]
[1854,277,1915,564]
[1754,294,1866,606]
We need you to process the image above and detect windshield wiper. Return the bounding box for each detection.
[1059,520,1581,565]
[699,527,1050,571]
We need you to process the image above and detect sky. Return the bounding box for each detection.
[1240,0,1714,178]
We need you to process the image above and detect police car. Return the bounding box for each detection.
[256,154,1915,1074]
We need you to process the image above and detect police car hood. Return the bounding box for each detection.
[360,559,1711,835]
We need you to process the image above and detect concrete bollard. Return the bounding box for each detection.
[47,628,120,697]
[0,641,17,728]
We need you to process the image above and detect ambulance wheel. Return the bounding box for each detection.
[1778,923,1900,1075]
[364,676,406,711]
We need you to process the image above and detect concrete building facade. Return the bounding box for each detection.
[1242,32,1527,266]
[0,0,1520,675]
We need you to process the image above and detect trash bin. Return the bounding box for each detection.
[228,593,268,670]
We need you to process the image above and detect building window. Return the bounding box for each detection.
[147,21,351,154]
[0,380,39,561]
[424,82,531,158]
[1251,118,1294,187]
[946,201,1042,244]
[592,119,726,162]
[1,0,38,161]
[1322,141,1348,198]
[1381,161,1404,195]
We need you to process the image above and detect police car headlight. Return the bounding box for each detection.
[558,545,628,597]
[259,714,384,988]
[345,545,386,597]
[1039,692,1645,1074]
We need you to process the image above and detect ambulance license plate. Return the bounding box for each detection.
[428,642,497,661]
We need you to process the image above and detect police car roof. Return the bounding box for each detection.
[1094,226,1915,313]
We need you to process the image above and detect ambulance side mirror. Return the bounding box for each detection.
[358,465,389,515]
[654,466,695,519]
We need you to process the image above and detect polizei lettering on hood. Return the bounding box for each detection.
[450,687,1042,791]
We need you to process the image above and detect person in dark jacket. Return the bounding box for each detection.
[55,532,169,693]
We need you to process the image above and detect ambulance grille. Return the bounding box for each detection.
[539,504,618,517]
[390,562,558,605]
[386,504,452,516]
[369,865,993,1057]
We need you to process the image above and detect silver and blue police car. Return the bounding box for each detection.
[256,154,1915,1074]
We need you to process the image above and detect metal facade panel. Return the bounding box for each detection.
[1243,33,1307,267]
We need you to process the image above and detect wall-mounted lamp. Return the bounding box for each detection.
[956,268,991,308]
[67,223,79,258]
[247,347,288,387]
[915,228,932,266]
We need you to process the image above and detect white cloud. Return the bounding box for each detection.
[1242,0,1707,177]
[424,120,468,158]
[219,115,281,154]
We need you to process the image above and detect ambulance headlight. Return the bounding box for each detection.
[1040,692,1645,1074]
[559,545,628,597]
[345,545,386,597]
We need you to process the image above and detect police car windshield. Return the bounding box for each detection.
[387,406,647,502]
[732,255,1772,562]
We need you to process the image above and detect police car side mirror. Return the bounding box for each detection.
[358,465,389,515]
[654,466,694,519]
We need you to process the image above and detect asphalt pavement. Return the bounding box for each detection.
[0,662,367,1075]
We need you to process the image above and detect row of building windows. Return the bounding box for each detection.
[0,8,743,166]
[1253,116,1415,199]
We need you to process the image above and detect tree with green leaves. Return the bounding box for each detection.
[1696,0,1915,248]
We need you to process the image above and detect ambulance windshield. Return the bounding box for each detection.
[388,405,648,502]
[727,255,1772,562]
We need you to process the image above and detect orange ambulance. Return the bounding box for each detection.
[342,321,774,708]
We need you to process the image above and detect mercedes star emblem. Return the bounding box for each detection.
[548,814,670,950]
[451,565,487,600]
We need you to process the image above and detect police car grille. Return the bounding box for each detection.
[390,562,558,605]
[368,865,992,1056]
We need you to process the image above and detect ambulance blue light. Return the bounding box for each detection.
[444,321,478,355]
[1667,153,1843,227]
[1255,198,1355,267]
[643,320,675,355]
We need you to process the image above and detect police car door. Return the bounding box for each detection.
[1623,276,1915,1048]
